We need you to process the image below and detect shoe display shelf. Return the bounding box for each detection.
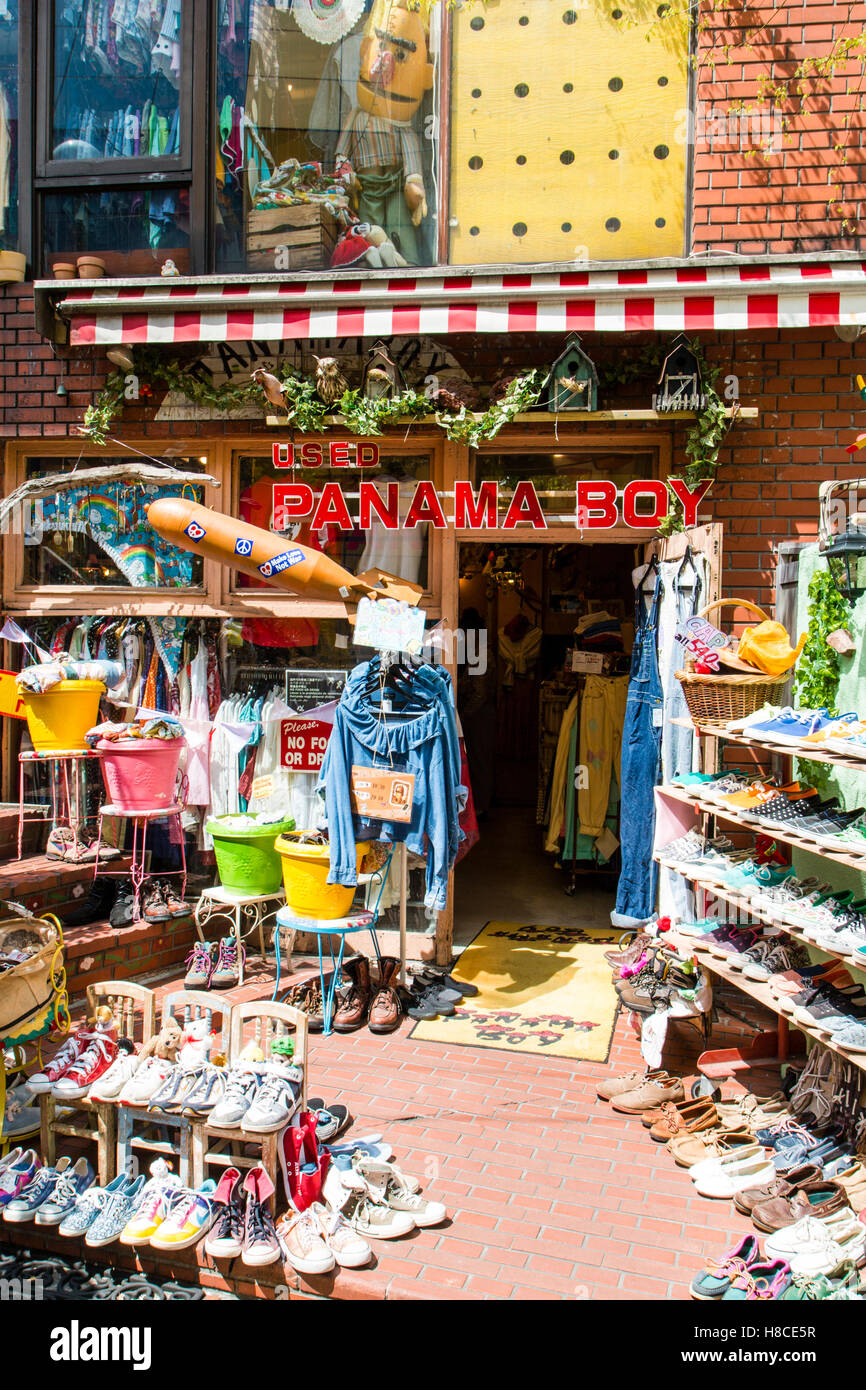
[39,981,157,1186]
[195,1000,307,1216]
[17,748,100,860]
[671,717,866,776]
[93,802,188,921]
[194,885,286,988]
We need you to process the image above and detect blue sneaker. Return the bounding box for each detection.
[34,1156,94,1226]
[748,707,840,746]
[2,1156,74,1223]
[0,1148,38,1207]
[720,859,762,891]
[85,1174,146,1248]
[57,1173,128,1238]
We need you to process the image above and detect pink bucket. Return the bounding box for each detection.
[97,738,185,812]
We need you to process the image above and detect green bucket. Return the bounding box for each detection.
[206,814,296,895]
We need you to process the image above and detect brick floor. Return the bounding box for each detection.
[14,953,784,1301]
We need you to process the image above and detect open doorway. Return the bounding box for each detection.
[453,541,638,946]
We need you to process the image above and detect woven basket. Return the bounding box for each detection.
[0,913,64,1042]
[675,599,791,727]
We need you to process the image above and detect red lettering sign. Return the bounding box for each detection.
[280,719,333,772]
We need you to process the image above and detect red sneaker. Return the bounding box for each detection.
[28,1025,97,1093]
[51,1025,118,1100]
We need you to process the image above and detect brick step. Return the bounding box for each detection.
[62,913,197,997]
[0,853,132,920]
[0,805,48,859]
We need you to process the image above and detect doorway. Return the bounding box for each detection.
[453,540,637,947]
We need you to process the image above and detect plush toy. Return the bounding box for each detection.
[336,0,434,265]
[138,1017,184,1063]
[178,1016,214,1068]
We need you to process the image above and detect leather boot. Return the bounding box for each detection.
[333,956,371,1033]
[368,957,402,1034]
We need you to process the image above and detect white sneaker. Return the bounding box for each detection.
[89,1048,142,1102]
[314,1202,372,1268]
[278,1207,336,1274]
[208,1065,263,1128]
[118,1057,177,1106]
[241,1063,303,1134]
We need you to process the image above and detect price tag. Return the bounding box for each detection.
[350,767,415,823]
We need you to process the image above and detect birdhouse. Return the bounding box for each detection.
[653,333,706,412]
[361,341,405,401]
[544,335,598,413]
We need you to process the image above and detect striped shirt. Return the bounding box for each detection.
[337,110,423,180]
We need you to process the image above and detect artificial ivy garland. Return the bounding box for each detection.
[794,565,850,715]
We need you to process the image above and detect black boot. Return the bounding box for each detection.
[63,875,117,928]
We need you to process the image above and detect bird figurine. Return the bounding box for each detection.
[314,355,349,406]
[251,367,288,414]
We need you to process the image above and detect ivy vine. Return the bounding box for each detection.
[793,565,850,715]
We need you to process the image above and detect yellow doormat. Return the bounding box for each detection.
[409,921,621,1060]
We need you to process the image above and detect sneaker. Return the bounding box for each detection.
[340,1187,416,1240]
[747,707,836,746]
[745,943,804,983]
[278,1206,336,1274]
[28,1025,97,1092]
[46,827,74,859]
[241,1063,304,1134]
[119,1159,183,1245]
[58,1173,129,1237]
[179,1064,228,1117]
[52,1025,118,1100]
[149,1180,217,1251]
[826,821,866,855]
[0,1149,38,1207]
[211,935,244,989]
[204,1168,245,1260]
[89,1044,141,1102]
[352,1158,446,1227]
[208,1065,262,1128]
[118,1056,177,1107]
[3,1081,41,1138]
[85,1174,146,1247]
[34,1157,95,1226]
[241,1166,282,1267]
[184,941,216,989]
[2,1156,75,1223]
[314,1202,372,1267]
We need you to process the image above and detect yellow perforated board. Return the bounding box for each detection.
[449,0,688,264]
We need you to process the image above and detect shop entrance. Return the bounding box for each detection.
[454,540,638,946]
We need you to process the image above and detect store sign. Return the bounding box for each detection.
[0,671,26,720]
[280,718,333,771]
[272,477,711,532]
[272,442,380,469]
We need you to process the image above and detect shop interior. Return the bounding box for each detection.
[454,540,638,946]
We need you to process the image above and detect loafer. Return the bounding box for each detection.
[690,1235,761,1300]
[648,1100,719,1143]
[669,1126,754,1169]
[721,1259,792,1301]
[693,1153,778,1199]
[596,1069,667,1102]
[751,1182,849,1233]
[609,1075,685,1114]
[733,1163,824,1216]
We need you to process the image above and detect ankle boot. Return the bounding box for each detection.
[368,957,402,1034]
[62,875,117,927]
[333,956,371,1033]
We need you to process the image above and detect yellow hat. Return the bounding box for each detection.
[732,620,806,677]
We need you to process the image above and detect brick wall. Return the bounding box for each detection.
[693,0,866,254]
[2,282,865,612]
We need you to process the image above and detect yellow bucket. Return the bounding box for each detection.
[275,835,372,919]
[19,679,105,752]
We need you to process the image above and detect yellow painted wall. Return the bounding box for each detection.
[449,0,688,264]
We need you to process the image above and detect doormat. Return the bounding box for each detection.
[408,921,621,1060]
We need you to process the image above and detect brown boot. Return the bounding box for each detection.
[368,957,402,1034]
[333,956,371,1033]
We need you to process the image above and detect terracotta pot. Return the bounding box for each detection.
[76,256,106,278]
[52,263,77,280]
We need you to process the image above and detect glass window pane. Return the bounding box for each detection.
[449,0,687,264]
[43,186,190,275]
[235,450,430,589]
[22,457,205,589]
[0,2,19,252]
[475,450,658,525]
[51,0,183,162]
[216,0,440,272]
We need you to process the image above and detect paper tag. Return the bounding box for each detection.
[251,775,274,800]
[354,597,425,656]
[675,616,728,650]
[652,706,664,727]
[594,827,620,861]
[350,766,415,823]
[571,651,604,673]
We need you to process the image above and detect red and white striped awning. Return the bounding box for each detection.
[39,258,866,346]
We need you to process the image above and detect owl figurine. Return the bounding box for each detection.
[314,355,349,406]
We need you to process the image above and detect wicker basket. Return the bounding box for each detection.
[675,599,791,727]
[0,913,66,1043]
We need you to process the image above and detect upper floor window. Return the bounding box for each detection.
[0,0,19,254]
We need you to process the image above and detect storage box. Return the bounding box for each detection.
[245,204,339,272]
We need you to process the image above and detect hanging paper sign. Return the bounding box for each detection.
[350,767,415,823]
[0,672,26,720]
[676,617,729,650]
[280,719,333,771]
[674,620,722,672]
[354,597,425,656]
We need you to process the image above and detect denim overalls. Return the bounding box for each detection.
[613,569,664,926]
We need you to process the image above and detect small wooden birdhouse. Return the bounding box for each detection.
[361,341,405,401]
[545,334,598,413]
[653,333,706,412]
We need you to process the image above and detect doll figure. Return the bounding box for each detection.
[336,0,434,266]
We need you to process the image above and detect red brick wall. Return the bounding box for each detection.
[2,283,864,612]
[693,0,866,254]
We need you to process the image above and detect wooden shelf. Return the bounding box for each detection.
[671,719,866,775]
[667,926,866,1074]
[266,407,758,428]
[658,783,866,873]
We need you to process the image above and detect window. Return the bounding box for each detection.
[0,1,18,254]
[234,449,431,591]
[215,0,442,273]
[22,457,205,589]
[43,185,190,274]
[475,449,660,525]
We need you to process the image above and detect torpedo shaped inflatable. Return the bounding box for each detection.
[146,496,423,607]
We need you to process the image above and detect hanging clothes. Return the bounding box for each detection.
[182,637,212,806]
[577,674,629,839]
[613,566,664,928]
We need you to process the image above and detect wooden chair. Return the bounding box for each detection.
[196,1000,308,1208]
[40,981,157,1185]
[115,991,231,1188]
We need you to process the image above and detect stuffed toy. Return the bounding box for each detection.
[336,0,434,265]
[178,1016,214,1068]
[138,1018,184,1064]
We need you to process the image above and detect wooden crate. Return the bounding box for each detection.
[245,203,339,272]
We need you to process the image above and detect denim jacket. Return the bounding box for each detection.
[318,661,465,911]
